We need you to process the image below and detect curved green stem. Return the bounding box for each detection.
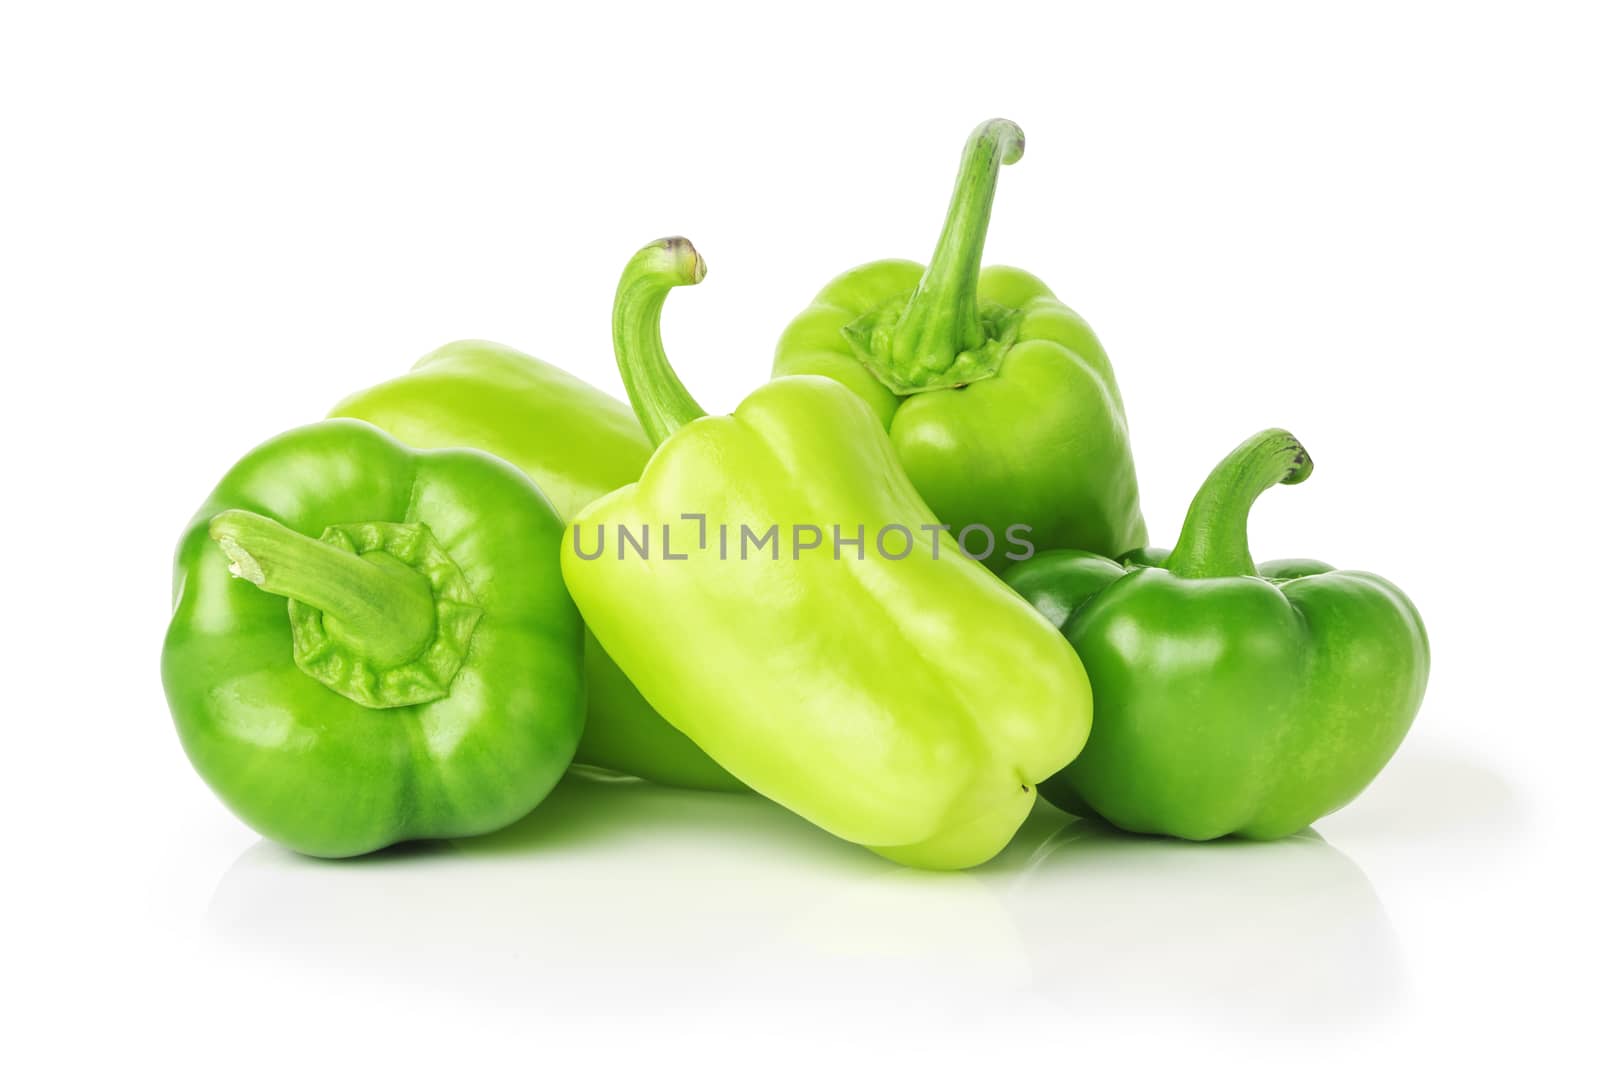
[210,509,437,667]
[1165,430,1314,579]
[613,237,708,446]
[890,118,1025,375]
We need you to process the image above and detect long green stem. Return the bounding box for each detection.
[1165,430,1314,579]
[210,509,436,666]
[613,237,708,446]
[890,118,1025,374]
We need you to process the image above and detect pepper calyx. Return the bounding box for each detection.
[210,510,482,709]
[843,299,1021,394]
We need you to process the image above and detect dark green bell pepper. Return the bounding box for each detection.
[773,119,1146,565]
[1004,429,1430,840]
[162,419,586,856]
[331,342,741,792]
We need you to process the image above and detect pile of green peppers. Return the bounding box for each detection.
[162,119,1428,868]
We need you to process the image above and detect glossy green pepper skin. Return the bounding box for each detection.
[331,342,740,792]
[773,119,1145,566]
[1004,430,1429,840]
[162,419,586,856]
[561,239,1094,870]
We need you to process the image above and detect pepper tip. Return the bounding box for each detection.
[658,236,707,286]
[976,118,1025,166]
[208,512,268,585]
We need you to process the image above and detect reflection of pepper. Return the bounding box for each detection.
[774,119,1145,566]
[162,420,586,856]
[1004,430,1429,840]
[561,238,1094,870]
[331,343,740,792]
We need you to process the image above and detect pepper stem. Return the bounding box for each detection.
[210,509,437,667]
[1164,430,1314,579]
[889,119,1024,377]
[613,237,709,446]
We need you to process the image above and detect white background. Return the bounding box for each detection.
[3,1,1595,1069]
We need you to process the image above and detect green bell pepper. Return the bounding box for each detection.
[773,119,1146,566]
[161,419,586,856]
[1003,429,1430,840]
[561,238,1094,870]
[331,342,740,792]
